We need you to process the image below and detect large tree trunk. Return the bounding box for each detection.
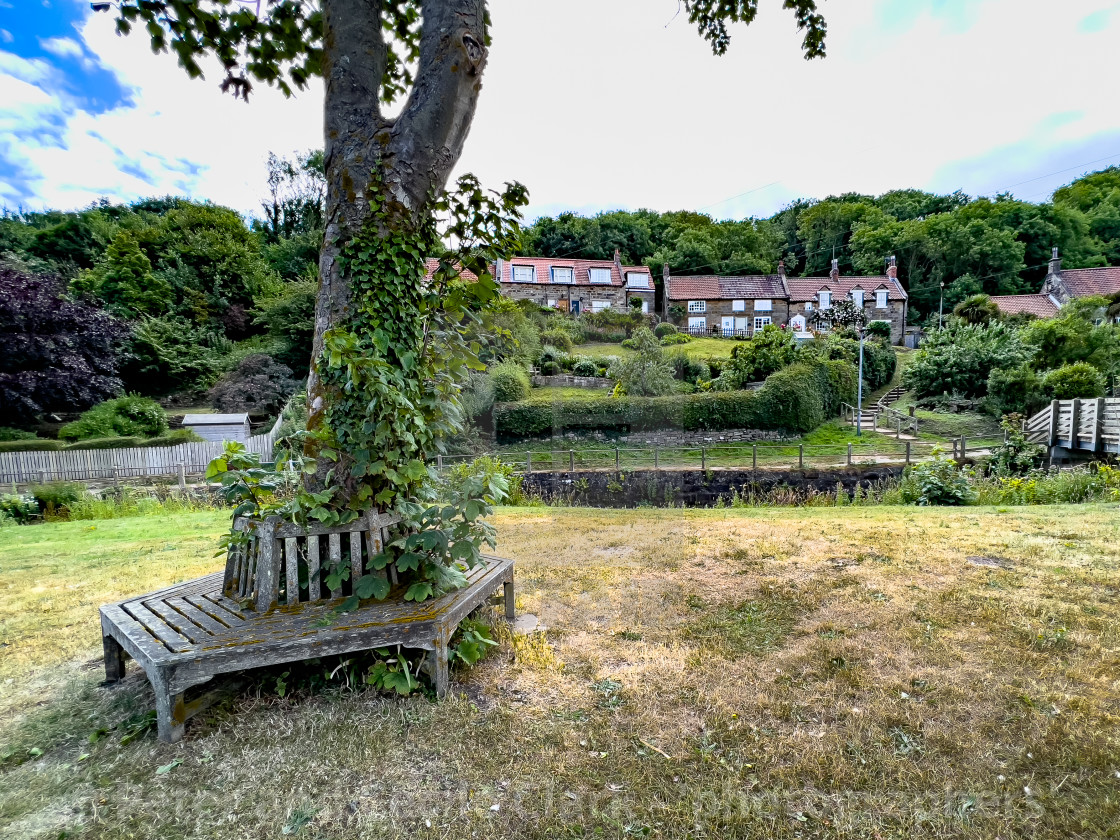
[306,0,488,497]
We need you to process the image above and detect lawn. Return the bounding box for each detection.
[578,337,738,360]
[2,505,1119,839]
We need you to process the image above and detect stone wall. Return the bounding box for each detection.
[522,465,904,508]
[670,298,792,334]
[531,374,614,389]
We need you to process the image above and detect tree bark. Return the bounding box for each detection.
[306,0,489,497]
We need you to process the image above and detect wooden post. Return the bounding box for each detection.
[177,461,186,491]
[905,441,911,464]
[1091,398,1105,451]
[653,446,659,470]
[752,445,757,470]
[847,443,852,466]
[569,450,575,472]
[436,454,443,471]
[615,447,620,471]
[896,418,901,439]
[701,447,706,471]
[960,436,967,459]
[112,465,119,488]
[952,439,958,460]
[38,470,46,484]
[526,452,532,473]
[1069,398,1081,450]
[798,444,804,470]
[1047,399,1060,448]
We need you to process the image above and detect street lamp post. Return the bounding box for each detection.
[856,324,865,437]
[938,281,945,329]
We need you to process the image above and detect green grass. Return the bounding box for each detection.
[2,505,1119,838]
[577,337,737,360]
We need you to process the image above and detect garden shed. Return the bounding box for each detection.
[181,413,251,443]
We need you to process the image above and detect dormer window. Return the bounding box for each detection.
[589,268,612,285]
[876,290,888,309]
[512,265,535,283]
[625,272,647,289]
[551,267,573,284]
[851,289,864,308]
[818,290,831,309]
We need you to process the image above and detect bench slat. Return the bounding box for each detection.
[166,596,233,635]
[122,600,194,653]
[307,535,321,600]
[328,533,342,598]
[285,537,299,605]
[255,519,280,612]
[101,603,172,665]
[144,598,210,645]
[351,530,363,580]
[195,591,250,624]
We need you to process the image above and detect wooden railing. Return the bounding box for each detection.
[1025,398,1120,452]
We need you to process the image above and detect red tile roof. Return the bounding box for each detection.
[666,274,786,301]
[786,275,907,302]
[1059,267,1120,299]
[423,258,480,283]
[498,257,653,290]
[990,294,1060,318]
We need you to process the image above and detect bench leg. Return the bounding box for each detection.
[103,634,126,683]
[432,630,450,699]
[152,673,185,743]
[503,579,515,621]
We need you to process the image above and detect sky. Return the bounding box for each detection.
[1,0,1120,223]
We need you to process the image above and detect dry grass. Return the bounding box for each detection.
[2,505,1119,839]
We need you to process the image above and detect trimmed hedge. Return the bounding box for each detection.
[0,439,64,452]
[494,360,857,439]
[0,429,203,453]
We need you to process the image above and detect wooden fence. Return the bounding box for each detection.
[0,416,284,485]
[1025,397,1120,453]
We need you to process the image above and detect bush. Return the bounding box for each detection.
[209,353,300,414]
[986,364,1047,416]
[712,325,803,390]
[1044,362,1106,400]
[491,362,531,402]
[29,482,85,516]
[62,436,144,450]
[665,350,708,384]
[494,359,856,438]
[0,427,38,441]
[865,320,892,339]
[899,457,974,506]
[904,322,1028,399]
[984,415,1046,477]
[540,361,560,375]
[816,335,896,392]
[0,493,39,523]
[659,332,692,346]
[609,328,675,397]
[145,429,205,446]
[0,439,64,452]
[461,372,495,420]
[58,395,169,442]
[440,456,526,506]
[654,322,677,339]
[539,329,573,352]
[571,358,598,377]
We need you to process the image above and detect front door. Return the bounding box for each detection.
[721,316,734,337]
[570,300,580,315]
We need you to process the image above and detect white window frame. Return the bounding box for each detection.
[734,316,749,333]
[731,299,746,312]
[641,300,649,314]
[851,290,864,308]
[805,301,813,312]
[551,267,573,284]
[589,268,612,285]
[876,290,888,309]
[687,300,707,314]
[818,290,831,309]
[591,300,612,313]
[512,265,535,283]
[546,298,558,308]
[688,316,706,332]
[753,316,772,332]
[625,272,648,289]
[754,298,773,312]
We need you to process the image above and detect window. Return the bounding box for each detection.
[818,290,831,309]
[591,300,611,313]
[734,316,749,333]
[626,272,648,289]
[851,290,864,308]
[551,267,573,284]
[732,299,746,312]
[641,300,649,314]
[805,301,813,312]
[876,290,888,309]
[512,265,535,283]
[754,316,772,332]
[589,268,612,285]
[688,316,706,332]
[687,300,706,313]
[755,299,772,312]
[546,298,558,308]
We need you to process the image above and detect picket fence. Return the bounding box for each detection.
[0,416,284,485]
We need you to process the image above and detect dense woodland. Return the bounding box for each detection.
[2,156,1119,432]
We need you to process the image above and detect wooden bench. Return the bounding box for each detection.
[99,511,515,742]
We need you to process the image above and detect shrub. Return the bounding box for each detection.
[539,329,573,352]
[440,455,526,506]
[899,457,974,506]
[491,362,531,402]
[986,364,1047,416]
[540,361,560,375]
[665,350,707,384]
[904,322,1028,399]
[659,332,692,346]
[984,415,1046,477]
[0,439,64,452]
[145,429,205,446]
[29,482,85,516]
[865,320,892,339]
[609,328,675,397]
[0,493,39,524]
[62,436,144,450]
[0,427,38,441]
[209,353,300,414]
[58,395,169,441]
[461,372,495,420]
[712,325,803,390]
[571,358,598,377]
[816,335,896,392]
[654,322,677,339]
[1044,362,1106,400]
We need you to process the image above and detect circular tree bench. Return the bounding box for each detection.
[99,511,515,742]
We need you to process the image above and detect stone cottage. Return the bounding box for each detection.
[785,258,909,344]
[991,248,1120,320]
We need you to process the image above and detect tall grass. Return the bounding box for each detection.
[66,487,222,520]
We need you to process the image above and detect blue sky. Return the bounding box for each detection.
[2,0,1120,222]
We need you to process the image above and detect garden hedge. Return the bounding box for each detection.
[494,360,857,439]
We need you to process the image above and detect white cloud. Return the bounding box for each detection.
[0,29,13,44]
[39,35,83,60]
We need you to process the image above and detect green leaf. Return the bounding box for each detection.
[354,574,391,600]
[404,581,434,602]
[156,758,182,775]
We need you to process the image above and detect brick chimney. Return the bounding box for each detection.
[886,255,898,280]
[613,247,623,275]
[829,258,839,282]
[777,259,786,280]
[1049,246,1061,277]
